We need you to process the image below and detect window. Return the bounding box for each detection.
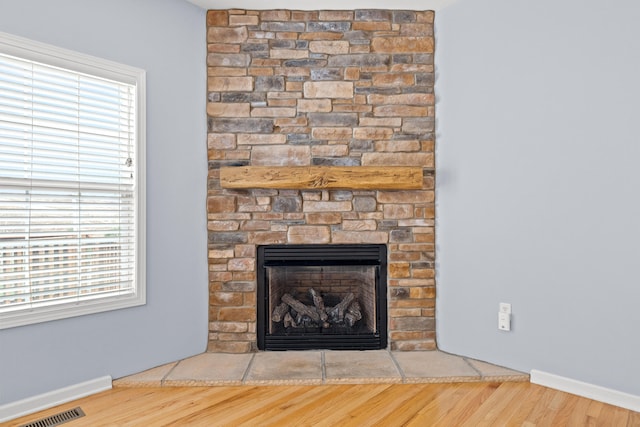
[0,32,146,329]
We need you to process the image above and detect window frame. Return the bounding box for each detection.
[0,31,146,329]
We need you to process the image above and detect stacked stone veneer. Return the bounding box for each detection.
[206,9,435,352]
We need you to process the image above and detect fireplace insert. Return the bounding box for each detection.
[257,244,387,350]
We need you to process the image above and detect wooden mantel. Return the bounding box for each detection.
[219,166,424,190]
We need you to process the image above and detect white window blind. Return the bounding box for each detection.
[0,32,146,329]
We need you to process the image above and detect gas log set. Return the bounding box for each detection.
[258,244,387,350]
[272,289,363,331]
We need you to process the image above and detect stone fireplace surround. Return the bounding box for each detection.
[207,8,435,352]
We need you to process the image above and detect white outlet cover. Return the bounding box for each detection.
[498,312,511,331]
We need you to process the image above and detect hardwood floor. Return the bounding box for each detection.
[8,382,640,426]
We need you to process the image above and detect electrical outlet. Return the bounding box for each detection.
[498,312,511,331]
[498,303,511,331]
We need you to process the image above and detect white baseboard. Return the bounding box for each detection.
[0,376,112,423]
[531,369,640,412]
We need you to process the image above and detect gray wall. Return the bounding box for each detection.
[2,0,639,405]
[0,0,208,404]
[436,0,640,395]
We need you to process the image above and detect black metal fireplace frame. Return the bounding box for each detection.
[257,244,387,351]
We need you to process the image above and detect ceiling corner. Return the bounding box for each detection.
[183,0,459,11]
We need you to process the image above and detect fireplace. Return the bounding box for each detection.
[206,9,436,353]
[257,244,387,350]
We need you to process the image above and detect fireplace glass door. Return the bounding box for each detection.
[257,244,387,350]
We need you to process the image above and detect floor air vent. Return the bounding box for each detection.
[20,407,85,427]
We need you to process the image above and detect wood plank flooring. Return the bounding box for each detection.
[7,382,640,426]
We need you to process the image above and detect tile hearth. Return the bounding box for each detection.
[113,350,528,387]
